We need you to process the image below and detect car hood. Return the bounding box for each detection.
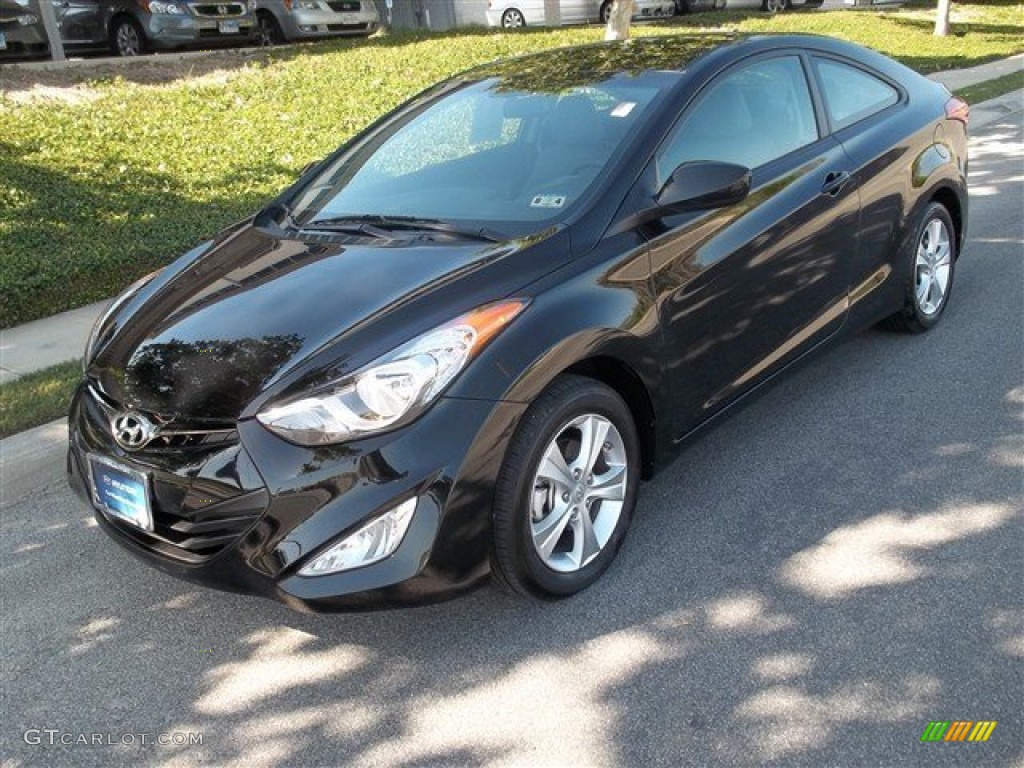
[88,224,561,421]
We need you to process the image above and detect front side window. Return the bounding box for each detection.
[657,55,819,180]
[814,57,899,130]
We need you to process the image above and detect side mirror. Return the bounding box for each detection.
[655,160,751,214]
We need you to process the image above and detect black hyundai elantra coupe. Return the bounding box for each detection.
[68,33,969,611]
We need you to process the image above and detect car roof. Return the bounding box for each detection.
[457,33,908,89]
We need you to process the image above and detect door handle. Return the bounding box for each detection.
[822,170,851,197]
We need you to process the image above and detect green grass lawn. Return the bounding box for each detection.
[957,69,1024,104]
[0,361,81,438]
[1,0,1021,328]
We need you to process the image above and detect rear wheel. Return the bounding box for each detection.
[492,375,640,599]
[881,202,957,333]
[762,0,788,11]
[501,8,525,27]
[600,0,612,23]
[111,17,146,57]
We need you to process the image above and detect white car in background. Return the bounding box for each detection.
[254,0,378,45]
[486,0,675,28]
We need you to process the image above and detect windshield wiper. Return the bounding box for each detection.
[303,215,504,243]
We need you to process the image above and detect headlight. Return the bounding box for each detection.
[293,0,319,9]
[83,271,161,370]
[16,13,38,24]
[257,299,528,445]
[146,0,187,13]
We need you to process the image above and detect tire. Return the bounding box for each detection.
[762,0,788,11]
[880,202,957,333]
[491,375,641,599]
[256,11,284,46]
[501,8,525,27]
[111,16,146,57]
[600,0,612,24]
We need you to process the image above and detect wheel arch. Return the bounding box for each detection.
[564,356,658,480]
[929,185,965,257]
[108,11,145,48]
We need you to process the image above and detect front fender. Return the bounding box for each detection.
[448,236,662,408]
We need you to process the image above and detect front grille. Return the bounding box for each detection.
[326,1,361,10]
[190,2,246,16]
[326,22,368,30]
[81,384,266,562]
[150,488,267,560]
[88,384,237,455]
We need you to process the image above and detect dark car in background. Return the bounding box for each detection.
[0,0,49,59]
[68,34,969,611]
[674,0,725,13]
[253,0,377,46]
[23,0,257,56]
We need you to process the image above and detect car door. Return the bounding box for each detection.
[54,0,104,44]
[642,53,860,439]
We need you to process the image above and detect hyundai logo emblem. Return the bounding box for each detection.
[218,4,228,13]
[112,412,156,451]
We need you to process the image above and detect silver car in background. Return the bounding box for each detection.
[254,0,378,44]
[486,0,674,28]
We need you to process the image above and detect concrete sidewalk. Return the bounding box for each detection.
[1,56,1022,384]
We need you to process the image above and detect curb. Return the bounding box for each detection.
[0,44,292,72]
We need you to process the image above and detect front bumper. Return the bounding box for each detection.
[67,382,525,611]
[143,13,257,48]
[278,8,378,39]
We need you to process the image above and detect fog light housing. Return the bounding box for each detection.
[299,498,417,576]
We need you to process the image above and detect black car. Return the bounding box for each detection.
[68,34,969,611]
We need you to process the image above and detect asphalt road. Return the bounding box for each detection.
[2,115,1022,768]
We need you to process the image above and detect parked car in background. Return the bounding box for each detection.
[69,34,969,610]
[674,0,725,13]
[486,0,673,28]
[0,0,48,59]
[23,0,258,57]
[721,0,822,11]
[253,0,377,46]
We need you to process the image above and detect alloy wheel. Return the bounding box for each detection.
[116,23,141,56]
[529,413,628,573]
[502,9,525,27]
[256,16,275,46]
[914,217,952,316]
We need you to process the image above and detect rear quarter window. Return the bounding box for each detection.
[813,57,900,130]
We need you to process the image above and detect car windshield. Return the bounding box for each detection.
[285,73,670,235]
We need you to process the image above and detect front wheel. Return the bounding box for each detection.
[881,202,957,333]
[600,1,612,24]
[255,11,284,46]
[501,8,525,27]
[762,0,788,11]
[111,17,146,57]
[492,375,640,599]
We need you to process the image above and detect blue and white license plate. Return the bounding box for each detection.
[0,32,7,51]
[88,455,153,531]
[218,20,239,34]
